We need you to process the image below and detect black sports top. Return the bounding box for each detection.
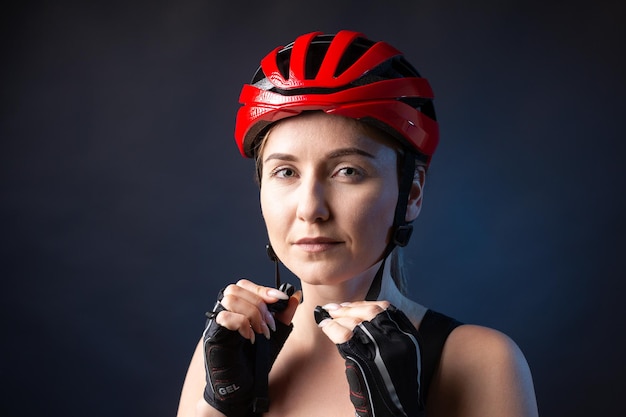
[417,309,463,403]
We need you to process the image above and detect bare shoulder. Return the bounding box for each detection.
[427,324,538,417]
[443,324,527,372]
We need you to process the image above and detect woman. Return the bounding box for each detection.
[177,30,538,417]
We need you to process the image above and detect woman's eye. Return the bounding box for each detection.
[336,167,361,177]
[272,167,296,178]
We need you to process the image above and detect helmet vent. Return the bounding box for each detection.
[276,48,292,80]
[333,36,374,78]
[304,41,330,79]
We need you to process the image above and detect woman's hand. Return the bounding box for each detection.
[216,279,300,342]
[315,301,425,417]
[203,279,301,417]
[315,300,391,343]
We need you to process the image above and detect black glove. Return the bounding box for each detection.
[334,305,425,417]
[203,289,293,416]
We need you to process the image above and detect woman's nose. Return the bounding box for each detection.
[296,177,330,223]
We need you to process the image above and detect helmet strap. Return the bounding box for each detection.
[392,151,417,246]
[266,243,282,288]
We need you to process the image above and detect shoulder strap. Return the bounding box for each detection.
[418,309,463,403]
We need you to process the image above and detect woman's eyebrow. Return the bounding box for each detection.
[263,153,296,164]
[327,147,376,159]
[264,148,375,164]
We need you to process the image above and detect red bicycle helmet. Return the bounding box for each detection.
[234,30,439,165]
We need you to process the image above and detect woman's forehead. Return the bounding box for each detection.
[262,112,399,157]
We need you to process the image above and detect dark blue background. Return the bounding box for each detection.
[2,1,625,415]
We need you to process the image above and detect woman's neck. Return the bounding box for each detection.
[298,259,389,306]
[290,258,419,336]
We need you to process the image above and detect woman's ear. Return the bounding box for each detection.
[405,166,426,222]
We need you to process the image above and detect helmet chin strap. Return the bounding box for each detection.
[365,152,416,301]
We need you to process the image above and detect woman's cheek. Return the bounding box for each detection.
[261,188,292,241]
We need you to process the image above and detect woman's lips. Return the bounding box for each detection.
[293,237,342,253]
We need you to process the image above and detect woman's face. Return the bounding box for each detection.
[259,112,399,287]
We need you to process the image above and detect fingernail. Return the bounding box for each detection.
[340,302,352,307]
[317,318,332,328]
[261,322,271,340]
[250,331,256,345]
[265,311,276,332]
[322,303,341,311]
[267,288,289,300]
